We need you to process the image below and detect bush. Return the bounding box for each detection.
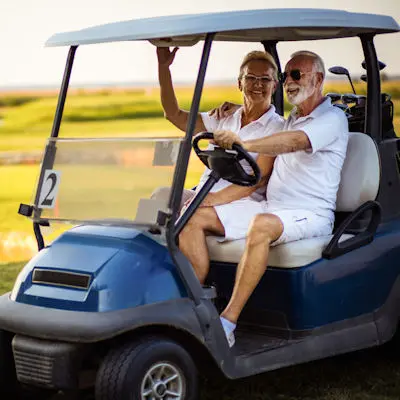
[0,95,38,108]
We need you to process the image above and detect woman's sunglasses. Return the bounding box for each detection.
[279,69,304,84]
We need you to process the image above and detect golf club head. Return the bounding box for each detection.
[329,66,356,94]
[326,92,341,102]
[360,74,367,82]
[361,60,386,71]
[382,93,392,102]
[328,66,350,76]
[342,93,358,105]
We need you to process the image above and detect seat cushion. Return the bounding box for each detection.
[336,132,380,211]
[206,234,353,268]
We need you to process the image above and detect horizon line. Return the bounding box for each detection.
[1,75,399,92]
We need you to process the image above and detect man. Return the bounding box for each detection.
[155,47,284,279]
[210,51,349,347]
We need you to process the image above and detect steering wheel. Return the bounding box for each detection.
[192,132,261,187]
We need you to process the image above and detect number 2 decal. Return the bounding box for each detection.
[38,170,61,209]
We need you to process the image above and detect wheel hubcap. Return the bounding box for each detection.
[141,362,185,399]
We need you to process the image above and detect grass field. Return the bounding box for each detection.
[0,162,203,262]
[0,86,242,152]
[1,82,399,152]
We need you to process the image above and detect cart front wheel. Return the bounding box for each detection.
[95,336,199,400]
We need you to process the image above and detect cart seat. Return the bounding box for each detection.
[207,233,354,268]
[207,132,380,268]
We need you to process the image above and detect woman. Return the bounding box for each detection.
[155,46,284,280]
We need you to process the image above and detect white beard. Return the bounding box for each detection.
[286,84,316,105]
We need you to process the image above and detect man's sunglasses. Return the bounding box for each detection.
[279,69,304,84]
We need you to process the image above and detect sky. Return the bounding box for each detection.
[0,0,399,88]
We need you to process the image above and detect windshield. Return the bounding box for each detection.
[31,137,183,227]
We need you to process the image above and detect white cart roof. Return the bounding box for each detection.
[46,8,400,47]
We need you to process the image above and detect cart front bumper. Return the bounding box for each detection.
[0,293,203,343]
[12,335,82,389]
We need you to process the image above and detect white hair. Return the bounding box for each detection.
[290,50,325,79]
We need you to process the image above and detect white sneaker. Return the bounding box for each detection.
[220,316,236,347]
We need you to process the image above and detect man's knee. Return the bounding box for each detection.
[247,214,283,246]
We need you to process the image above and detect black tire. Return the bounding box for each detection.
[95,336,199,400]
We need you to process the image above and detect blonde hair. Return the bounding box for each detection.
[290,50,325,78]
[238,51,278,81]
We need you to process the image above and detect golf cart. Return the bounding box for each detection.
[1,8,400,400]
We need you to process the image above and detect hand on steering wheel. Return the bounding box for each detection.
[192,132,260,187]
[213,130,244,150]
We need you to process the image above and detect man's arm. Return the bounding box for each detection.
[244,130,311,155]
[157,47,206,133]
[213,129,311,155]
[200,154,275,207]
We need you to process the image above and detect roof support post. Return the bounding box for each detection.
[168,34,214,217]
[262,41,284,116]
[166,34,215,305]
[50,46,77,138]
[360,35,381,142]
[32,46,77,251]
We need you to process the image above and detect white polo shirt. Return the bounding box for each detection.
[199,105,284,193]
[266,97,349,221]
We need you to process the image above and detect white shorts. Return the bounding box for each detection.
[215,199,333,245]
[214,198,264,241]
[153,187,333,245]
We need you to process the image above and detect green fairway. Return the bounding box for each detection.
[1,83,398,152]
[0,158,203,231]
[0,165,38,234]
[0,86,242,152]
[0,261,24,294]
[0,160,203,262]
